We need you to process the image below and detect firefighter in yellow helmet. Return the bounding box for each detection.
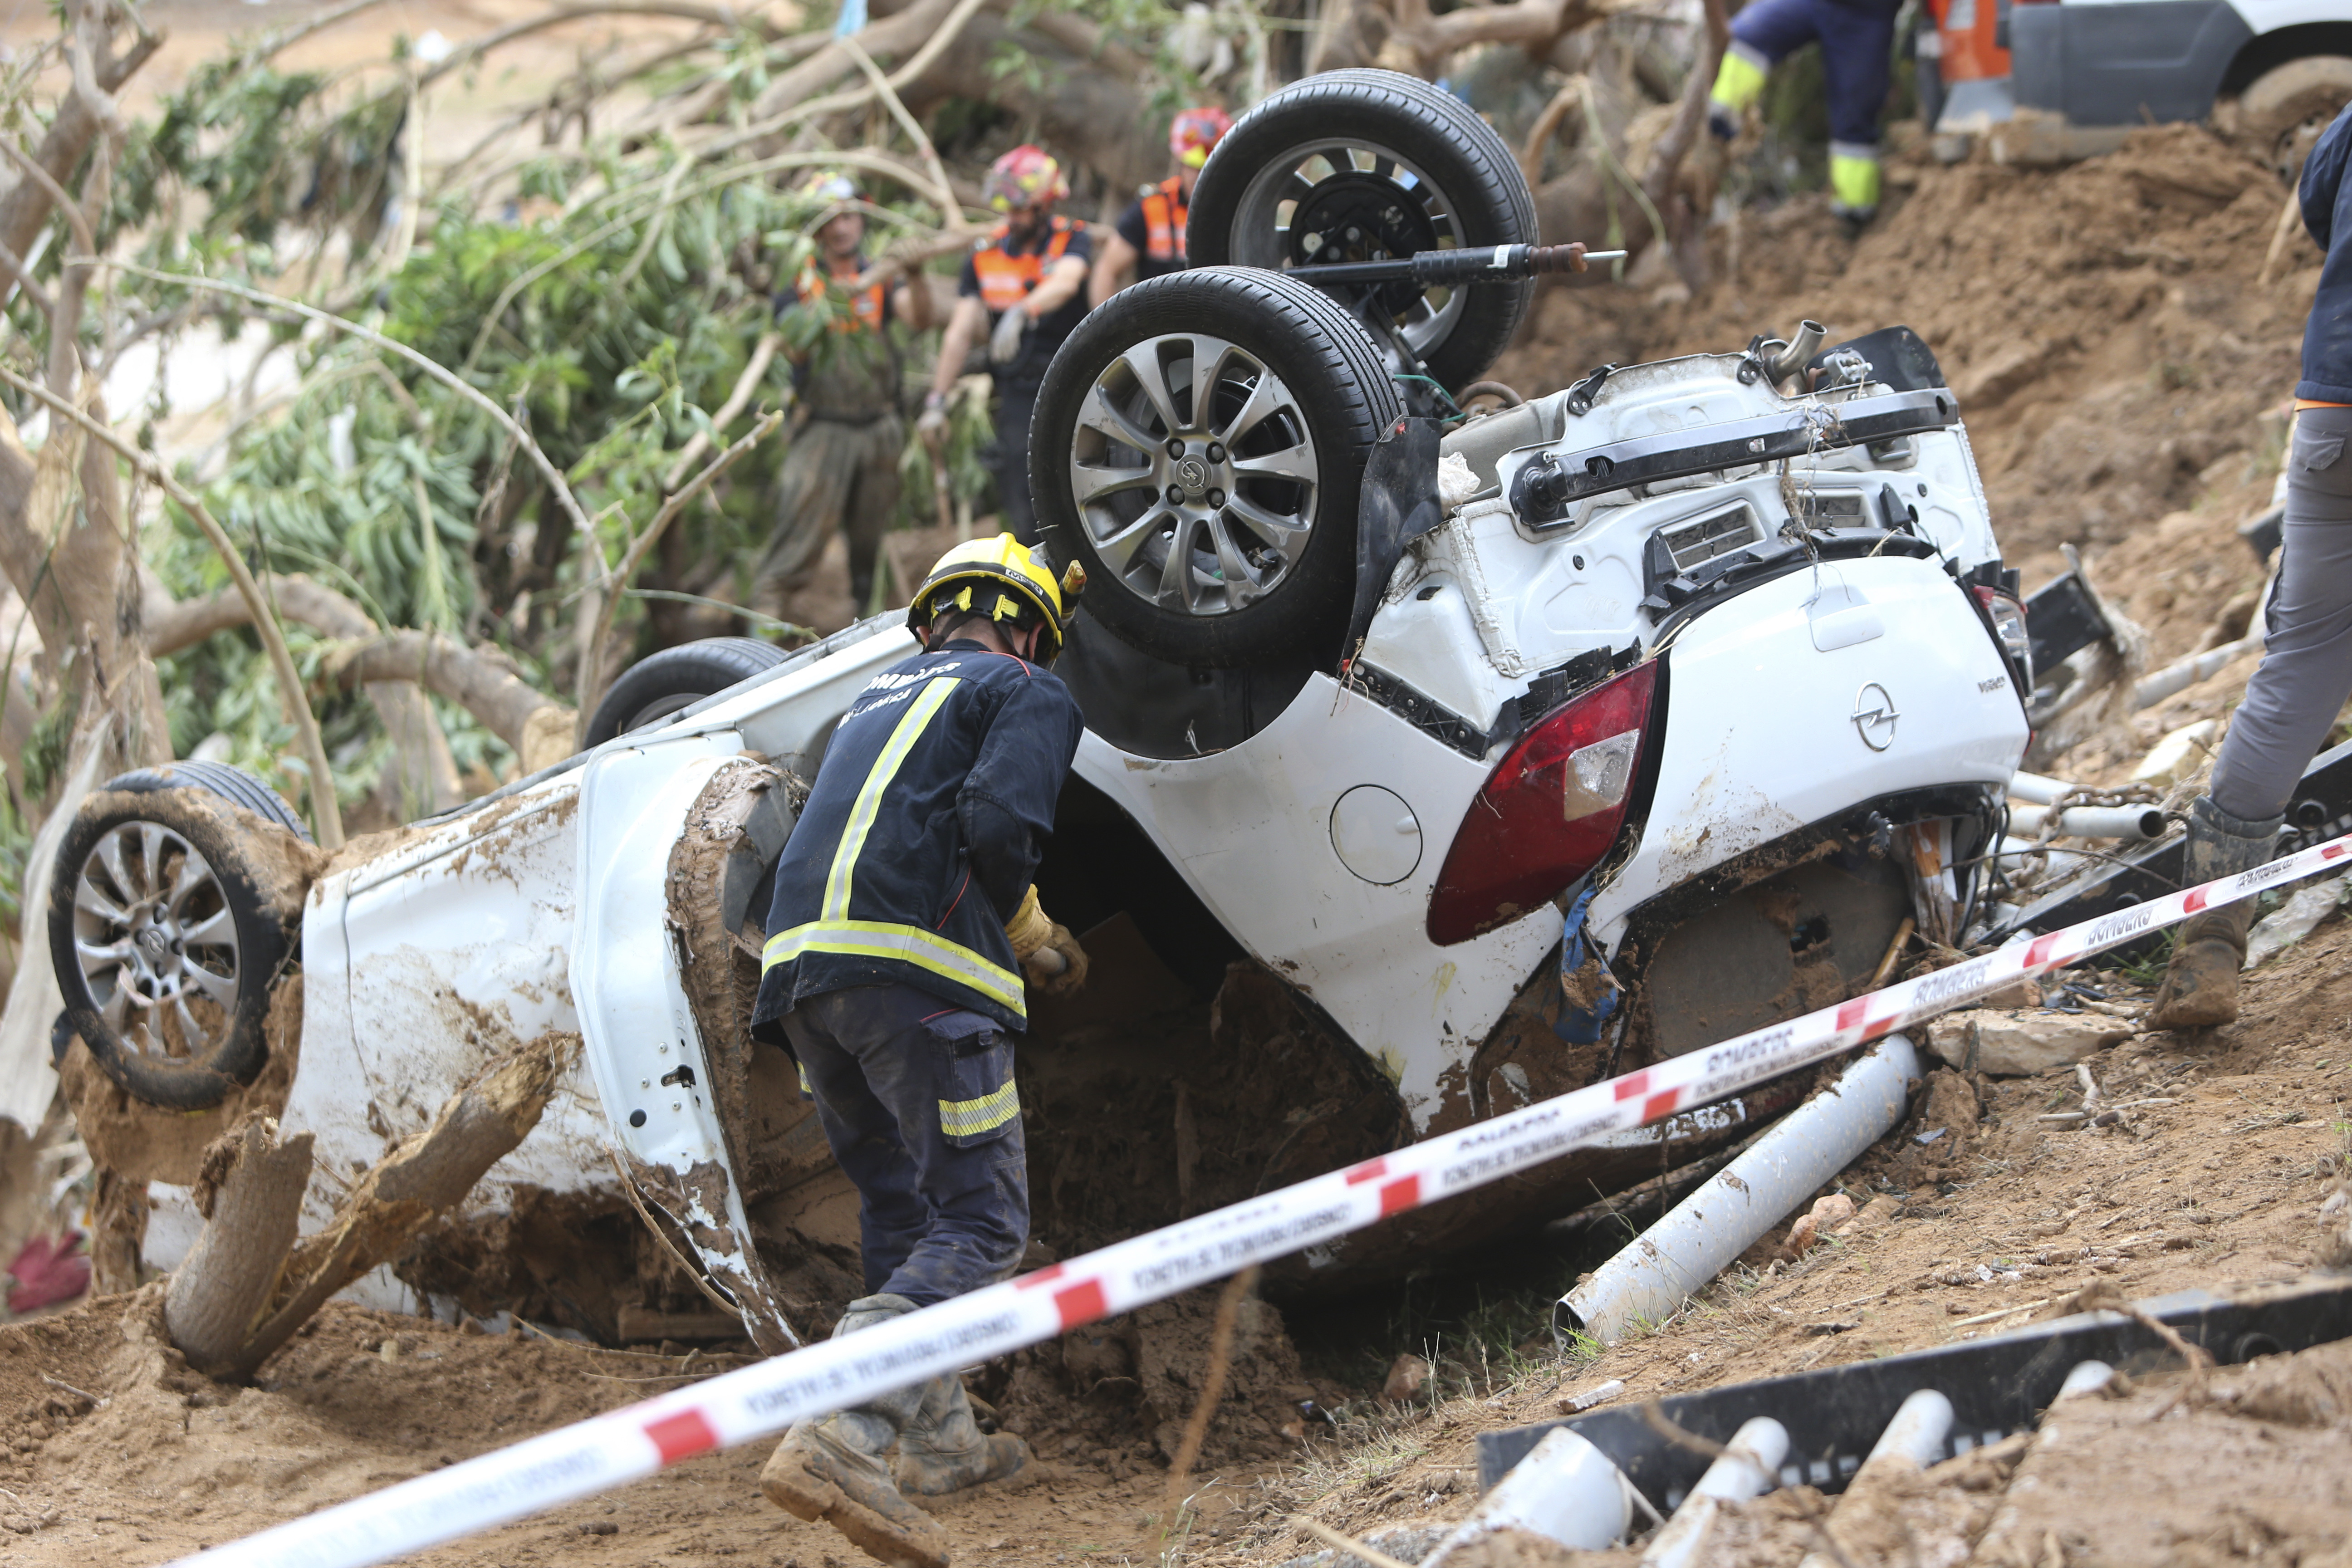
[753,172,937,631]
[917,147,1091,543]
[755,534,1089,1568]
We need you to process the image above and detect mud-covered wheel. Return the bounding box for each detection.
[1031,267,1404,667]
[50,763,307,1111]
[2239,56,2352,181]
[1186,68,1538,394]
[585,637,790,747]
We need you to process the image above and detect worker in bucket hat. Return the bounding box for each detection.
[754,171,936,629]
[917,147,1092,543]
[1088,104,1232,304]
[754,534,1090,1568]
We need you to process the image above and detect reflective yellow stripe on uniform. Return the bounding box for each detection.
[939,1078,1020,1139]
[763,919,1028,1013]
[1828,143,1881,213]
[823,676,960,922]
[1709,40,1769,115]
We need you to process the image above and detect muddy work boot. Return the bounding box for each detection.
[760,1295,950,1568]
[2147,797,2283,1031]
[893,1372,1032,1497]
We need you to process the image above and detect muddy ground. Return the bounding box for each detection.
[5,112,2352,1568]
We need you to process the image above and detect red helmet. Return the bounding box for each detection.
[1170,106,1233,169]
[985,146,1068,212]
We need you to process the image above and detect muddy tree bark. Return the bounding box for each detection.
[163,1033,576,1380]
[163,1117,316,1375]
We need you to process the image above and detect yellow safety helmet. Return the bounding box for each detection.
[907,533,1085,663]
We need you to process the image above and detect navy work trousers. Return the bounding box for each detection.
[780,983,1030,1308]
[1730,0,1899,150]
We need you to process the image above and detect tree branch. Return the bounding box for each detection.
[324,630,574,772]
[579,408,781,724]
[0,363,346,848]
[418,0,791,89]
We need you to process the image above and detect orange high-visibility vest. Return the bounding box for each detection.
[796,254,886,333]
[970,217,1077,312]
[1138,176,1186,264]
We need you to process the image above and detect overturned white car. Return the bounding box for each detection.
[52,71,2030,1351]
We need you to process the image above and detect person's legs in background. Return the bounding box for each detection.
[2152,405,2352,1027]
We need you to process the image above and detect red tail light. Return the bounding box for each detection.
[1426,661,1658,946]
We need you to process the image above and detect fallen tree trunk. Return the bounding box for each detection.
[327,630,577,774]
[147,571,465,815]
[152,572,576,778]
[163,1032,577,1380]
[162,1116,315,1375]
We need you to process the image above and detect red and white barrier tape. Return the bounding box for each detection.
[177,831,2352,1568]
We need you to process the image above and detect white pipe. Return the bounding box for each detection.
[2006,771,2078,806]
[1424,1428,1637,1562]
[2007,803,2166,841]
[1796,1391,1955,1568]
[1997,837,2089,874]
[1637,1417,1788,1568]
[1862,1388,1955,1468]
[2056,1359,2113,1400]
[1558,1034,1920,1345]
[2133,632,2261,710]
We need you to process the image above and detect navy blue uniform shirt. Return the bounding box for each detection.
[2298,105,2352,403]
[754,638,1084,1034]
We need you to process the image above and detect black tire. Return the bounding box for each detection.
[585,637,791,748]
[51,764,304,1110]
[1031,267,1404,667]
[100,760,313,842]
[2237,56,2352,182]
[1186,69,1538,394]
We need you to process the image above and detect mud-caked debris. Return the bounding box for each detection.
[1928,1011,2134,1076]
[1382,1352,1432,1404]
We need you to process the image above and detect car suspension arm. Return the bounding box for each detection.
[1282,241,1626,288]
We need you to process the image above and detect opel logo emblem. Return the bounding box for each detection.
[1175,456,1209,495]
[1852,682,1899,751]
[138,928,171,959]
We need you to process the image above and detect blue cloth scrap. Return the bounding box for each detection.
[1554,884,1621,1046]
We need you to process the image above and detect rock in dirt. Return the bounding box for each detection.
[2246,871,2350,968]
[1786,1193,1856,1257]
[2132,718,2219,788]
[1382,1352,1432,1403]
[1927,1010,2133,1075]
[1277,1523,1449,1568]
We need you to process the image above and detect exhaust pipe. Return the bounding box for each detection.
[2007,803,2166,841]
[1763,320,1828,385]
[1557,1033,1920,1346]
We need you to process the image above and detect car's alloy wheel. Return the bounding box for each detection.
[1070,332,1323,618]
[50,762,304,1109]
[1033,267,1402,667]
[72,822,240,1062]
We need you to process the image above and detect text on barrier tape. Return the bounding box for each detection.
[175,831,2352,1568]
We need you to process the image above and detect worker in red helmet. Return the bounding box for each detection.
[1088,105,1232,306]
[917,146,1092,544]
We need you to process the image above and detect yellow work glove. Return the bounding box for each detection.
[1005,886,1088,995]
